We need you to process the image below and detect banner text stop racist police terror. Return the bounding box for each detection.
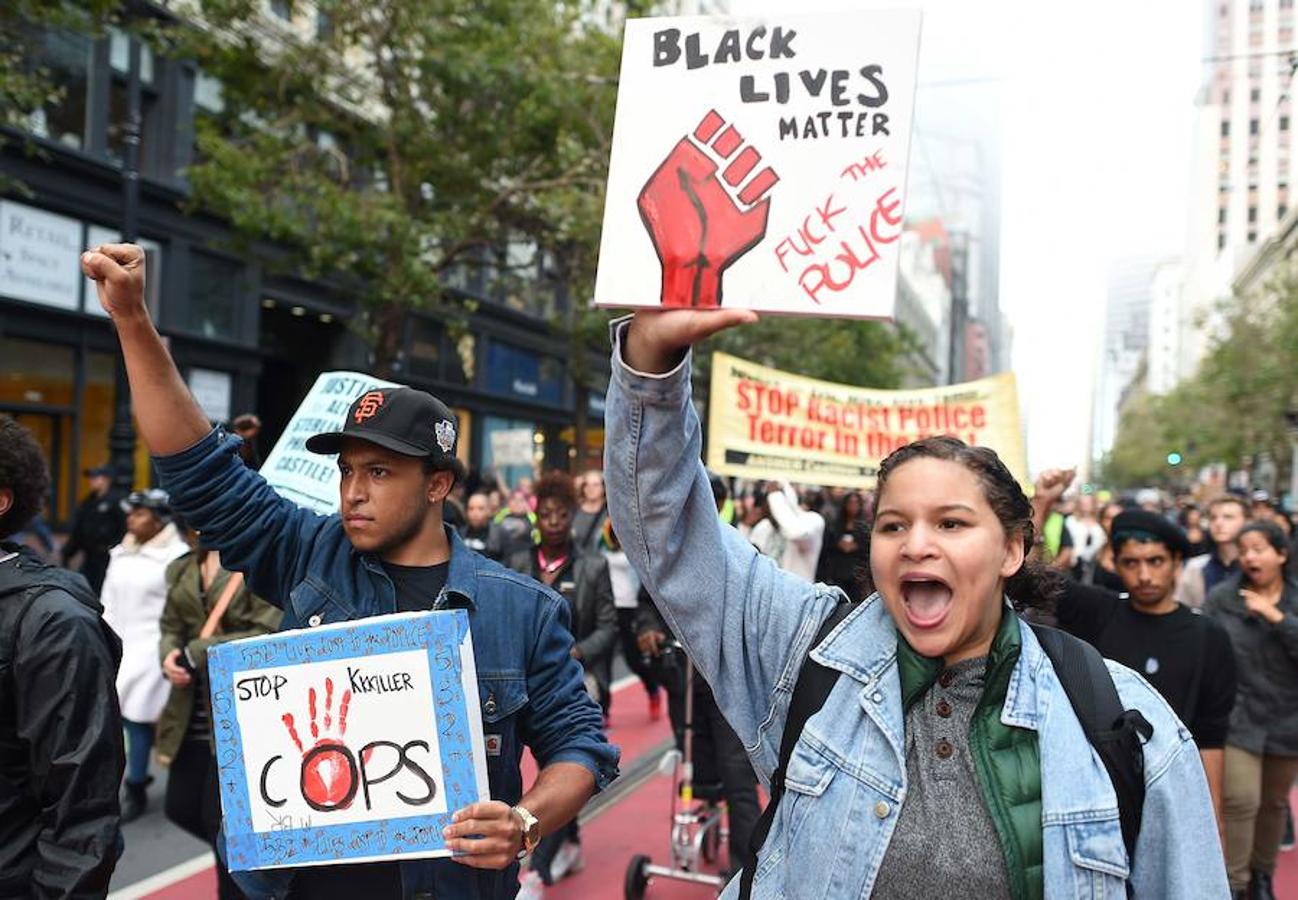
[737,378,989,456]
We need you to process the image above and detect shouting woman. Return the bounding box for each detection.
[604,309,1226,899]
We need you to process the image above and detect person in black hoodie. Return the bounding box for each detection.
[0,415,125,898]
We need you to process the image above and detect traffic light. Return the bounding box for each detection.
[1167,452,1183,466]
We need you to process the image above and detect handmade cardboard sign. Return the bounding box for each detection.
[207,610,488,870]
[594,9,921,318]
[260,371,401,514]
[708,352,1027,489]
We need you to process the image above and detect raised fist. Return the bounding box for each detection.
[638,110,779,309]
[80,243,147,320]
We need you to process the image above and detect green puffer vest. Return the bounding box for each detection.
[896,609,1042,900]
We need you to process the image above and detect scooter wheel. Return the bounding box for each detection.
[625,854,652,899]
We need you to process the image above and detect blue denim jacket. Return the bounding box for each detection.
[154,429,619,900]
[602,319,1228,899]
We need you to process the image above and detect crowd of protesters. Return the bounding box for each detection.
[2,242,1296,899]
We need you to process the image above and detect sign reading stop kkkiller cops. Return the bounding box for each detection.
[207,610,488,870]
[708,352,1028,489]
[594,10,921,317]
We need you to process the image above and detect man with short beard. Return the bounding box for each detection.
[1177,495,1249,610]
[83,242,617,900]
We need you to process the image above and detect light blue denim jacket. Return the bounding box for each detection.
[602,319,1228,899]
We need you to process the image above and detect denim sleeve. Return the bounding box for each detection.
[603,318,839,781]
[520,590,620,790]
[153,429,329,608]
[1116,668,1231,897]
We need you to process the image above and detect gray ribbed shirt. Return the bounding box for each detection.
[871,655,1012,899]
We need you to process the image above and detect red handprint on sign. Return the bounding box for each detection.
[638,110,780,309]
[281,677,357,812]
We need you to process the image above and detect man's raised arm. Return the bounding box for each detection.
[81,243,211,455]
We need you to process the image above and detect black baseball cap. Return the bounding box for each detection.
[305,386,465,479]
[1110,510,1191,558]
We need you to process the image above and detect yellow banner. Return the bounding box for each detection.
[706,352,1027,489]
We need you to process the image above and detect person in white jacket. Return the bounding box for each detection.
[100,489,188,821]
[747,482,826,582]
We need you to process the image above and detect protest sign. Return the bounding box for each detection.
[594,9,921,318]
[260,371,401,513]
[707,352,1027,489]
[207,610,488,870]
[489,428,536,467]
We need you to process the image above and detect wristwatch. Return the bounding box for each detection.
[511,804,541,857]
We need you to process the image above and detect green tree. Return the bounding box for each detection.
[1100,261,1298,490]
[0,1,117,193]
[150,0,621,374]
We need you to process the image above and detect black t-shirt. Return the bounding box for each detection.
[1055,581,1236,747]
[381,561,450,612]
[292,560,450,897]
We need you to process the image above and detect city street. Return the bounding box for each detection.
[103,669,1298,898]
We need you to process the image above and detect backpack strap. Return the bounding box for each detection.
[1030,623,1152,868]
[738,599,855,900]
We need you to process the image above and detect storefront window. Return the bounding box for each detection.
[25,28,92,151]
[188,250,244,339]
[0,338,77,520]
[485,340,564,406]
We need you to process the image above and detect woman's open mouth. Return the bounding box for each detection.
[899,574,953,630]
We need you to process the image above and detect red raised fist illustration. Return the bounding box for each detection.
[281,677,356,812]
[638,110,780,309]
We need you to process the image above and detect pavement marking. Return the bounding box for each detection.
[611,672,645,694]
[107,852,213,899]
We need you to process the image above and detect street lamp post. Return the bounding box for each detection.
[108,33,142,494]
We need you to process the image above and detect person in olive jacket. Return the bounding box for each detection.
[1205,519,1298,900]
[157,521,281,899]
[506,471,616,886]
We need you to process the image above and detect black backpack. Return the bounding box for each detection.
[738,602,1152,899]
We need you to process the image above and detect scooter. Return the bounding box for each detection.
[624,642,728,899]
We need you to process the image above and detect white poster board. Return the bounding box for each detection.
[489,428,535,467]
[189,368,233,423]
[593,10,921,319]
[208,610,488,870]
[260,371,402,513]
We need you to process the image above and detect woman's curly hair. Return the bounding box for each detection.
[0,416,51,540]
[860,435,1063,613]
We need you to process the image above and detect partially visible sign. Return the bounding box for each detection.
[208,610,488,870]
[261,371,401,513]
[594,10,922,318]
[489,428,535,467]
[188,368,232,423]
[0,200,82,310]
[707,352,1027,489]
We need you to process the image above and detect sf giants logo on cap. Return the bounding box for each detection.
[354,391,386,424]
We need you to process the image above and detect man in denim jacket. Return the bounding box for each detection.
[604,309,1228,899]
[82,244,618,900]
